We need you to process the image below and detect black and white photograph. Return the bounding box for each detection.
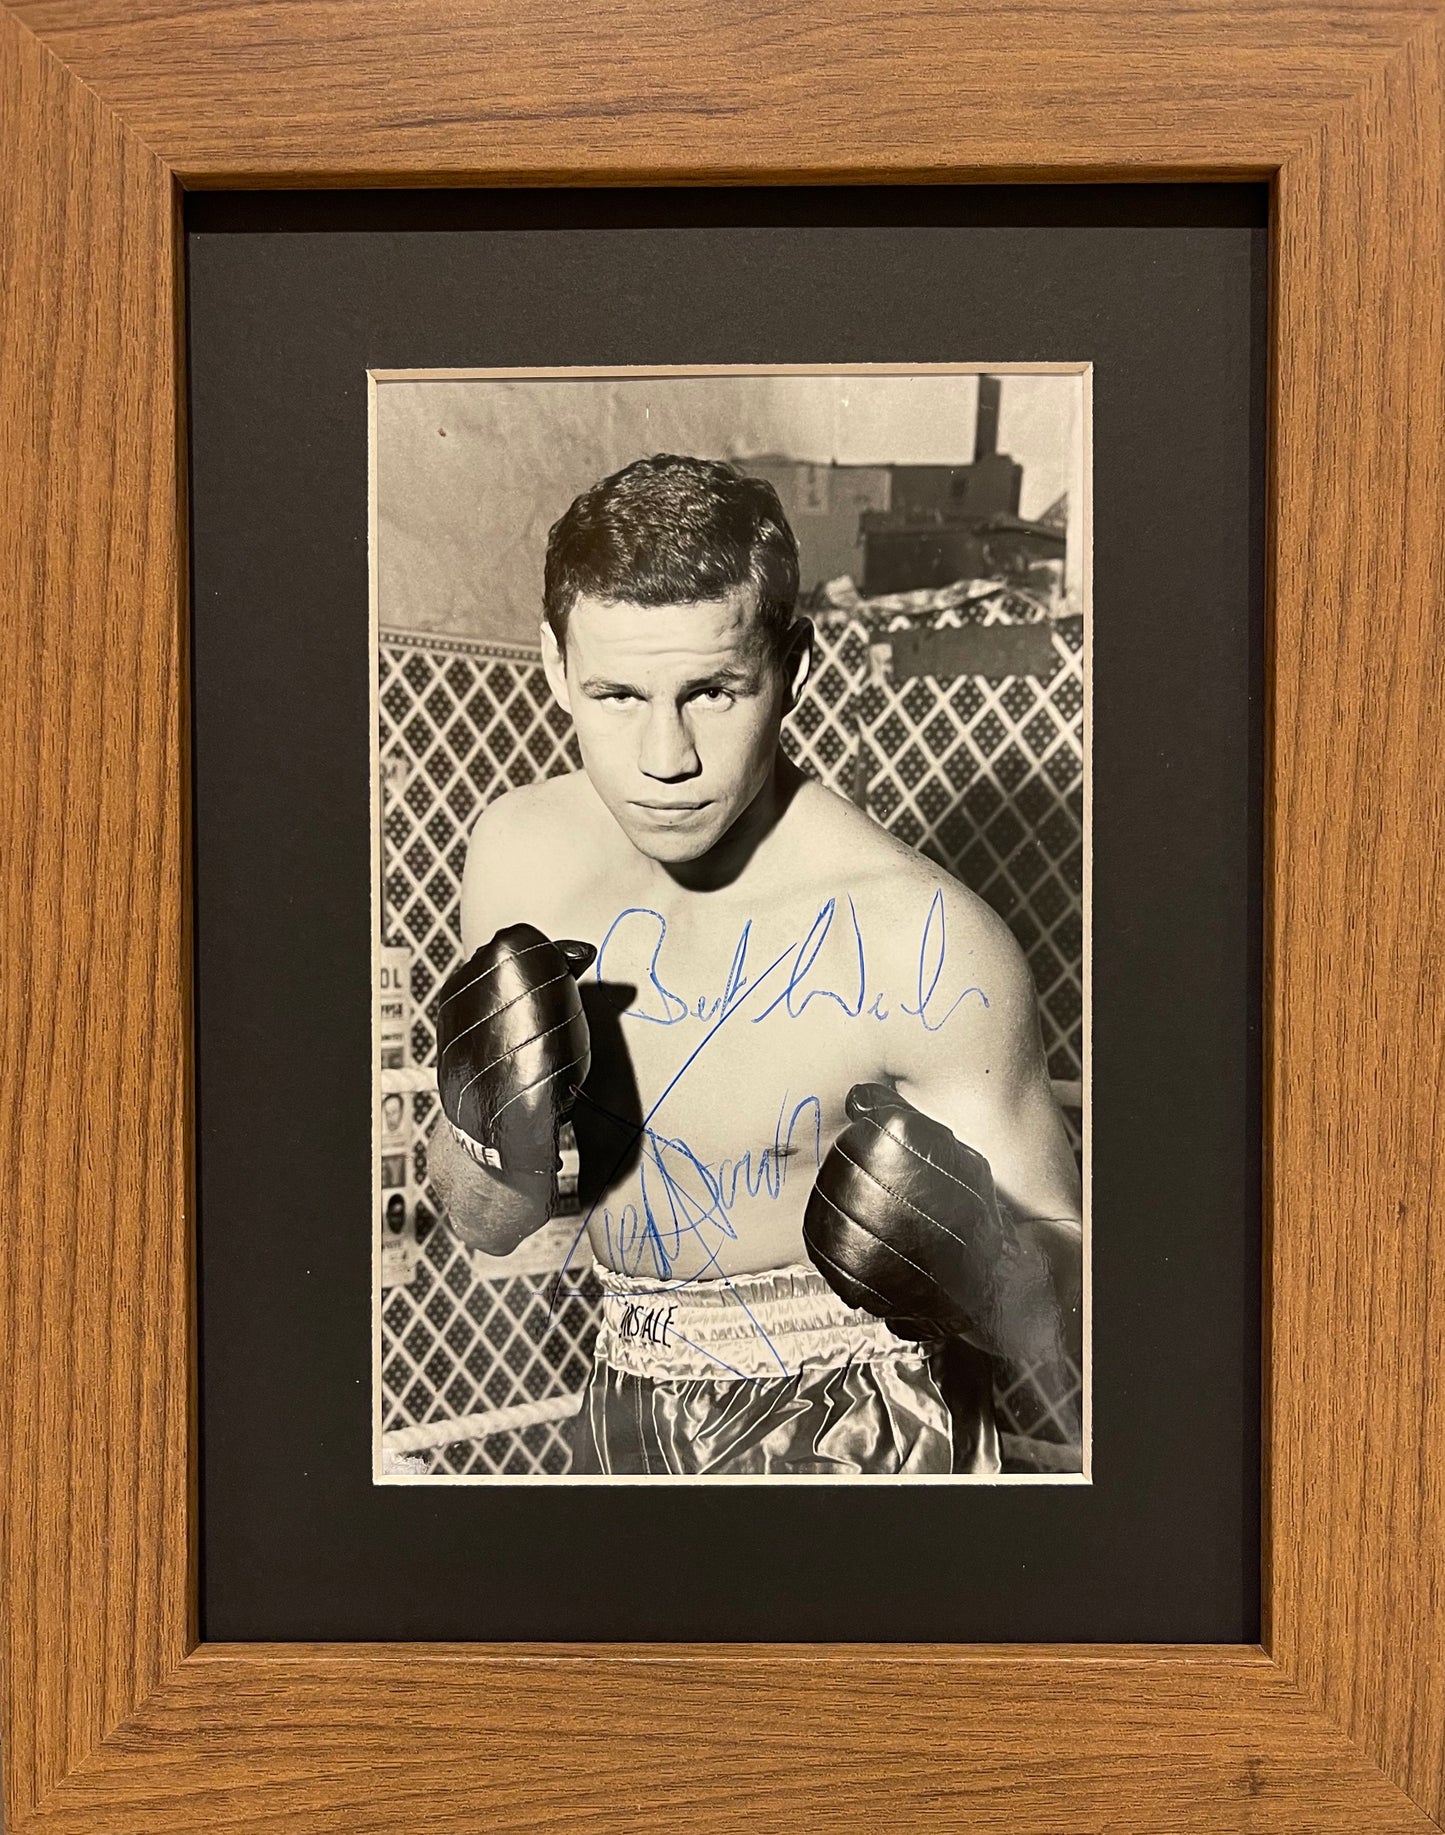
[371,364,1090,1483]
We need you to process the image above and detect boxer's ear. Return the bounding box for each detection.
[540,619,572,714]
[781,616,814,711]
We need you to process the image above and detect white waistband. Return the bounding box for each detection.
[591,1260,934,1382]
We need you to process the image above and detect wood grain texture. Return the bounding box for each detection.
[1,0,1435,183]
[15,1648,1443,1833]
[1268,11,1445,1813]
[0,0,1443,1830]
[0,5,192,1820]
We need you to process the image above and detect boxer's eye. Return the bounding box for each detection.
[690,687,734,707]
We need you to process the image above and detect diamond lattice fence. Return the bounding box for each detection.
[852,596,1084,1085]
[378,598,1085,1473]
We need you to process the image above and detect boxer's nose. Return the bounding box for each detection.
[638,703,701,781]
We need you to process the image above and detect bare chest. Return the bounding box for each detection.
[561,889,979,1277]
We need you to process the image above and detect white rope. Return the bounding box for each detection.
[998,1432,1082,1472]
[385,1401,1078,1473]
[381,1390,581,1455]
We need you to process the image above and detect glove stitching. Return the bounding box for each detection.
[437,971,572,1064]
[803,1230,902,1313]
[852,1108,989,1209]
[808,1180,958,1296]
[435,938,556,1011]
[831,1146,976,1256]
[454,1013,576,1108]
[489,1045,590,1119]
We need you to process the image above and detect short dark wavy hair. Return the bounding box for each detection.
[543,453,800,659]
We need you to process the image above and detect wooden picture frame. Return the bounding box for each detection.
[2,2,1442,1828]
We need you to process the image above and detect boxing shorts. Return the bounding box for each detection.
[568,1260,1001,1477]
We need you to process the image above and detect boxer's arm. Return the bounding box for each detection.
[460,786,555,953]
[424,1110,554,1255]
[432,798,535,1246]
[892,893,1080,1224]
[889,889,1082,1365]
[427,793,587,1252]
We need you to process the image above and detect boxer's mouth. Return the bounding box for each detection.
[631,799,711,813]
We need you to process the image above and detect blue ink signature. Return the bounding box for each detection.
[900,890,991,1032]
[593,887,989,1033]
[590,1094,820,1379]
[546,890,988,1368]
[548,926,801,1358]
[597,1092,823,1285]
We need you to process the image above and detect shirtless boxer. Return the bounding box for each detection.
[426,453,1083,1476]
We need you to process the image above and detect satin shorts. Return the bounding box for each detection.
[569,1261,993,1477]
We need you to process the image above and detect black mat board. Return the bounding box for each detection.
[188,183,1266,1643]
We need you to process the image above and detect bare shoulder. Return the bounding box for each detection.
[464,772,594,843]
[794,780,1014,935]
[459,772,603,950]
[791,779,1038,1032]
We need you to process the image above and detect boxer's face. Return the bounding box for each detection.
[542,585,811,865]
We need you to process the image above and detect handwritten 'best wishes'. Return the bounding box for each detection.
[593,888,989,1034]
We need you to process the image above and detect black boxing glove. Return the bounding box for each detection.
[803,1082,1056,1364]
[435,924,596,1189]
